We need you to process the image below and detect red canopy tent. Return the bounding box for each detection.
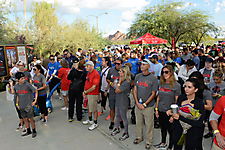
[130,32,167,45]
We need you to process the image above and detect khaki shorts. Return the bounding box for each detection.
[61,90,68,97]
[87,95,98,112]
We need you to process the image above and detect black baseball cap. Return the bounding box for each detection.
[15,72,25,80]
[73,57,79,63]
[205,58,213,63]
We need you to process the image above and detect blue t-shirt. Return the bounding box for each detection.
[145,54,150,59]
[111,61,115,67]
[47,62,61,77]
[149,63,163,78]
[192,56,200,70]
[174,57,182,65]
[128,58,139,74]
[158,59,166,65]
[98,57,102,64]
[94,63,102,76]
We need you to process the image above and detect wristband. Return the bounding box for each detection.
[16,103,18,106]
[214,130,220,134]
[117,84,121,87]
[155,108,158,111]
[109,82,112,85]
[143,103,147,107]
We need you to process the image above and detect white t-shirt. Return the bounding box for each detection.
[10,67,19,75]
[101,67,110,92]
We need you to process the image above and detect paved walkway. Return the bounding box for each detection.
[0,91,213,150]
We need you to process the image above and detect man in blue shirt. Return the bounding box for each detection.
[145,49,150,59]
[149,54,163,80]
[63,49,76,68]
[97,52,103,64]
[128,51,140,75]
[192,50,200,70]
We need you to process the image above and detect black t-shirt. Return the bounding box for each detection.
[199,55,207,70]
[210,50,218,58]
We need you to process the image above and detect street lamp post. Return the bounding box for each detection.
[87,12,108,34]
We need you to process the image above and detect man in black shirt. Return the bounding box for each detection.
[198,49,207,70]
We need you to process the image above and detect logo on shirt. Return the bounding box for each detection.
[136,81,149,87]
[203,73,210,78]
[17,90,28,94]
[111,75,120,80]
[33,80,39,84]
[25,76,28,81]
[213,86,220,93]
[159,86,172,92]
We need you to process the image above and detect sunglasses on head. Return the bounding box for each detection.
[115,63,121,65]
[162,71,169,74]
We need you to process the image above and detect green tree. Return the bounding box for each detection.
[127,1,215,46]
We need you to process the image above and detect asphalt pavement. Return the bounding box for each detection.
[0,91,213,150]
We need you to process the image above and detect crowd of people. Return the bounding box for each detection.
[8,44,225,150]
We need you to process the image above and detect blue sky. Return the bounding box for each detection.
[2,0,225,37]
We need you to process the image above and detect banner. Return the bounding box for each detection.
[0,46,7,77]
[172,37,175,50]
[6,46,17,71]
[17,46,27,70]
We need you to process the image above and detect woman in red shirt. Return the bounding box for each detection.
[55,59,71,111]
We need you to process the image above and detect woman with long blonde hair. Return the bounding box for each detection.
[111,65,131,141]
[154,65,181,150]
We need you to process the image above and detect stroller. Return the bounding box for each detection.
[33,81,61,116]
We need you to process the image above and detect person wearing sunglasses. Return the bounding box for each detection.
[46,55,61,100]
[63,49,76,68]
[154,65,181,150]
[106,57,124,130]
[33,65,48,125]
[29,56,38,71]
[205,69,225,139]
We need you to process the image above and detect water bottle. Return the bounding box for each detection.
[114,79,118,89]
[83,98,88,108]
[139,98,143,104]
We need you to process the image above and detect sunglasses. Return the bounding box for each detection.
[33,58,37,59]
[115,63,121,65]
[18,65,24,66]
[162,71,169,74]
[33,68,36,71]
[50,59,54,61]
[58,58,62,59]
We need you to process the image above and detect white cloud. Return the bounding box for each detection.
[215,0,225,13]
[176,2,190,9]
[193,3,199,7]
[204,0,209,2]
[207,3,210,6]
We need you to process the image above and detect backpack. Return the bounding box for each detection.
[70,70,84,92]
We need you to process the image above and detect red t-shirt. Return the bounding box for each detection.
[213,96,225,149]
[58,68,71,91]
[85,69,100,95]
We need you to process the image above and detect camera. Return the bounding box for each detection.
[3,78,17,85]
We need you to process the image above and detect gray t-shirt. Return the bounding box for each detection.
[14,82,36,109]
[134,73,158,107]
[203,69,212,83]
[33,74,47,96]
[207,81,225,107]
[158,82,181,112]
[180,53,193,61]
[203,90,212,105]
[116,80,131,111]
[106,67,120,100]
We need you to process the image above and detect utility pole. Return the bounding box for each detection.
[21,0,28,34]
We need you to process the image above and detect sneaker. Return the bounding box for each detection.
[119,133,129,141]
[61,107,68,111]
[120,121,124,129]
[42,120,47,125]
[68,118,73,122]
[153,143,167,149]
[82,120,93,125]
[56,93,59,96]
[16,126,23,131]
[111,128,120,136]
[22,128,27,134]
[98,111,104,116]
[105,114,110,120]
[88,123,98,130]
[37,117,44,123]
[32,132,37,139]
[109,122,114,130]
[77,119,82,123]
[21,132,32,138]
[59,96,62,100]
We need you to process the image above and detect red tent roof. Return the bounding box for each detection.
[130,32,167,45]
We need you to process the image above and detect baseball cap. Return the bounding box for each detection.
[205,58,213,63]
[36,60,42,64]
[83,61,94,66]
[149,54,158,59]
[141,59,151,66]
[15,72,25,80]
[98,52,103,55]
[16,60,24,65]
[73,57,79,63]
